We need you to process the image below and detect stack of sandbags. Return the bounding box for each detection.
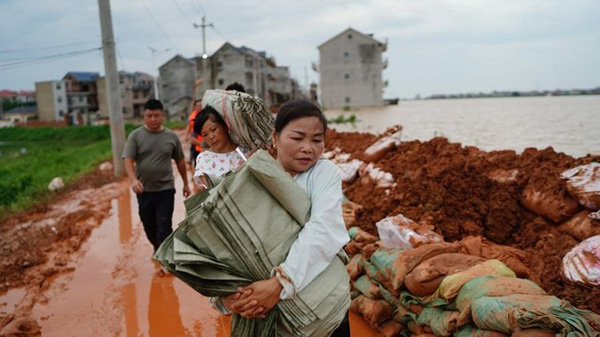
[555,163,600,242]
[345,231,600,336]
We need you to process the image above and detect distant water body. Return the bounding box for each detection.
[323,95,600,158]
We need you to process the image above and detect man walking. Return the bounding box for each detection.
[123,99,190,256]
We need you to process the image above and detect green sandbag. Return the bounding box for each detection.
[423,259,516,303]
[454,325,508,337]
[347,226,360,240]
[365,248,405,291]
[415,306,459,336]
[453,275,546,313]
[352,275,380,299]
[470,294,600,336]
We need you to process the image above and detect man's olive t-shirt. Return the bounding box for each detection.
[122,126,185,192]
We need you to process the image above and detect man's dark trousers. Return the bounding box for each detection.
[136,189,175,252]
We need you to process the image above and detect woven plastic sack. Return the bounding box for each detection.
[364,248,405,291]
[404,253,486,297]
[375,319,404,337]
[458,236,530,278]
[423,259,516,303]
[349,295,393,327]
[363,125,402,162]
[202,89,274,150]
[558,210,600,241]
[454,276,546,314]
[521,183,580,223]
[346,254,366,281]
[469,294,600,336]
[376,213,443,250]
[562,234,600,286]
[415,306,459,336]
[454,325,508,337]
[561,162,600,211]
[352,275,380,299]
[389,242,462,296]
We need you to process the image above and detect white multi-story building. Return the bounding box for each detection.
[35,80,68,121]
[317,28,387,108]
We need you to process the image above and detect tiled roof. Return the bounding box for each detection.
[5,106,37,114]
[64,72,100,82]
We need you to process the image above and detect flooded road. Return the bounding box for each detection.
[0,168,379,336]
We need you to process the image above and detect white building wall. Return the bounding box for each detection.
[319,29,384,108]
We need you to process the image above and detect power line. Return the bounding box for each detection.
[211,25,230,43]
[0,41,97,54]
[0,47,102,70]
[188,0,205,17]
[115,41,128,72]
[170,0,194,24]
[139,0,180,53]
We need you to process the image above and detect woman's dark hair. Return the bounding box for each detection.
[274,100,327,134]
[193,106,228,135]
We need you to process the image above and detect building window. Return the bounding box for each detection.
[218,79,224,85]
[79,96,84,102]
[344,52,349,58]
[217,61,223,68]
[344,74,350,80]
[58,97,62,103]
[345,97,350,103]
[56,83,61,90]
[348,34,352,39]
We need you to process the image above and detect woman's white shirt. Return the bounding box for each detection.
[277,158,350,299]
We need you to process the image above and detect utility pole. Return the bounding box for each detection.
[148,47,170,100]
[193,16,213,57]
[98,0,126,178]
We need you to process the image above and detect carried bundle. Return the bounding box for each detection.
[154,150,349,336]
[202,89,274,150]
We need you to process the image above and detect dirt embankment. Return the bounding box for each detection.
[325,129,600,313]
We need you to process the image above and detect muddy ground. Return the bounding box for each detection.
[0,128,598,335]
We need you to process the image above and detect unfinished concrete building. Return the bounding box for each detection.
[318,28,387,108]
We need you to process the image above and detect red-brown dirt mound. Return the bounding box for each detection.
[325,129,600,313]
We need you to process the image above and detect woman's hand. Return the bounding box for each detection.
[232,277,283,318]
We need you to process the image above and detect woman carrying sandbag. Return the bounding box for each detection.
[216,99,352,336]
[192,106,251,191]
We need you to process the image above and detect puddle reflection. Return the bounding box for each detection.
[118,186,132,244]
[148,275,187,337]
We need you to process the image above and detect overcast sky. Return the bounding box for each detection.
[1,0,598,99]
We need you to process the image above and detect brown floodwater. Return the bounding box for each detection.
[1,171,379,336]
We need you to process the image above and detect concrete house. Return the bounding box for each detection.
[318,28,387,108]
[159,55,196,119]
[159,43,299,117]
[97,71,154,120]
[35,80,68,121]
[62,72,100,124]
[195,43,269,102]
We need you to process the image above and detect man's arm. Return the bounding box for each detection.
[124,158,143,194]
[176,158,191,198]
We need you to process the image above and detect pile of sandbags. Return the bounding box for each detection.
[343,214,600,336]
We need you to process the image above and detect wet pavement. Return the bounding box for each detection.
[1,168,380,336]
